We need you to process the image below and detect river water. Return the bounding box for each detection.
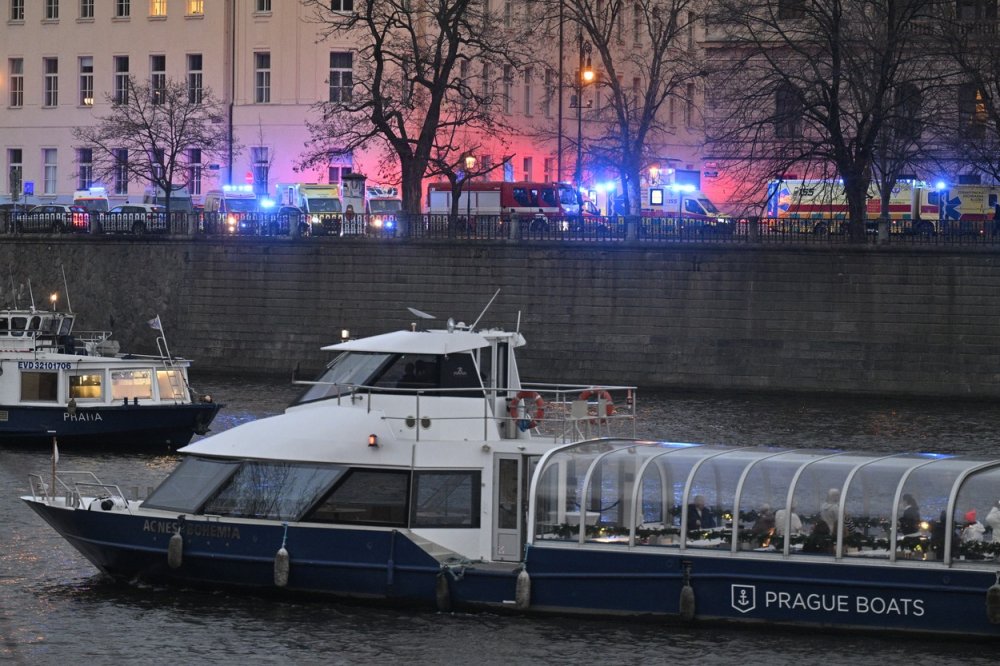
[2,376,999,665]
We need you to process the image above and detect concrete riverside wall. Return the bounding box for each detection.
[2,237,999,398]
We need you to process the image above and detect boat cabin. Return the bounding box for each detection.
[532,439,1000,563]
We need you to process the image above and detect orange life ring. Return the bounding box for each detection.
[579,389,615,424]
[509,390,545,431]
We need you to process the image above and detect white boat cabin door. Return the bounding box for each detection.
[492,453,538,561]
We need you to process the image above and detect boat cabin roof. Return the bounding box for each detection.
[531,439,1000,565]
[322,328,524,355]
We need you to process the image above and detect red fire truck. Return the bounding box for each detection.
[426,181,583,230]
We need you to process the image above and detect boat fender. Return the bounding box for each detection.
[435,571,452,613]
[988,572,1000,624]
[515,568,531,610]
[508,391,544,431]
[274,523,290,588]
[167,515,185,569]
[679,562,696,621]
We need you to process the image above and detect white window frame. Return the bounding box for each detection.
[150,0,166,17]
[79,56,94,106]
[113,148,129,195]
[187,53,203,104]
[523,67,533,117]
[10,0,24,21]
[116,0,131,19]
[186,0,203,15]
[45,0,59,20]
[9,59,24,108]
[80,0,94,19]
[114,56,130,105]
[330,0,354,12]
[77,148,93,189]
[151,54,166,104]
[503,65,513,115]
[255,0,272,12]
[329,52,353,103]
[43,58,59,108]
[254,52,271,104]
[187,148,202,195]
[43,149,58,195]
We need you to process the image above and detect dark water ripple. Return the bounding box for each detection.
[2,376,999,665]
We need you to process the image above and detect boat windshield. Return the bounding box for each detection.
[296,352,392,403]
[143,456,347,521]
[295,350,485,405]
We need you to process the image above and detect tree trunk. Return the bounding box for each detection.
[400,158,426,236]
[843,177,870,243]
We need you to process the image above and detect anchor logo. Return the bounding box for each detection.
[731,584,756,613]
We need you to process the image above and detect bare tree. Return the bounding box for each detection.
[300,1,527,227]
[705,0,935,240]
[72,77,231,216]
[935,9,1000,185]
[549,0,703,217]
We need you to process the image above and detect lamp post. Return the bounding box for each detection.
[464,153,476,224]
[575,38,594,190]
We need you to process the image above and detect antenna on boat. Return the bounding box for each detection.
[60,264,72,313]
[469,289,501,331]
[516,310,522,334]
[27,279,35,311]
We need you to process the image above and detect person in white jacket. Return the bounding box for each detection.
[985,501,1000,542]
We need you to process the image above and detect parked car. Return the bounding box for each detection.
[100,204,168,234]
[16,204,90,233]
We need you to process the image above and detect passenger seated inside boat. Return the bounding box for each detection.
[803,519,834,553]
[687,495,716,532]
[774,507,802,536]
[898,493,921,535]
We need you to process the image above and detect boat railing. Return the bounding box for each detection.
[27,470,120,509]
[312,381,638,441]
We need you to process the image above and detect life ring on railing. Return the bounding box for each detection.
[579,389,615,424]
[509,391,545,431]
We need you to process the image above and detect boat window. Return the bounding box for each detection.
[735,452,825,554]
[0,317,7,334]
[840,456,926,560]
[892,457,964,562]
[953,465,1000,562]
[202,461,346,521]
[58,315,73,336]
[20,372,58,402]
[143,457,243,513]
[306,469,409,526]
[10,316,26,337]
[373,353,438,390]
[440,352,484,395]
[156,369,188,401]
[411,471,481,528]
[69,373,103,400]
[295,352,392,404]
[111,369,153,400]
[686,452,763,551]
[28,316,41,331]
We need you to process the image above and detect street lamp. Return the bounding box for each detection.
[464,153,476,224]
[575,38,594,190]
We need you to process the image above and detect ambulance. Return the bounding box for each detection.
[203,185,262,234]
[766,179,1000,235]
[72,186,110,214]
[275,183,343,235]
[640,184,728,222]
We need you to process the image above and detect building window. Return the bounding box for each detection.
[77,148,93,189]
[328,163,352,184]
[957,0,998,19]
[116,0,130,18]
[255,0,271,11]
[251,146,269,195]
[43,149,57,195]
[187,148,202,195]
[8,149,23,198]
[151,148,165,180]
[186,0,203,15]
[9,59,23,108]
[45,0,59,20]
[503,65,513,114]
[523,67,533,116]
[113,148,128,195]
[114,56,130,105]
[543,157,555,183]
[79,56,94,106]
[187,54,203,104]
[774,82,802,138]
[80,0,94,19]
[329,52,353,103]
[43,58,59,107]
[632,77,641,108]
[685,82,694,127]
[668,94,676,126]
[151,55,166,104]
[254,52,271,104]
[10,0,24,21]
[522,156,533,181]
[504,0,512,27]
[778,0,806,19]
[150,0,166,16]
[330,0,354,11]
[633,4,642,44]
[481,62,491,100]
[543,68,554,118]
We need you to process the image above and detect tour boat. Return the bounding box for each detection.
[19,308,1000,638]
[0,298,219,447]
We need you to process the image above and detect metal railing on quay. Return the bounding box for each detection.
[5,210,1000,247]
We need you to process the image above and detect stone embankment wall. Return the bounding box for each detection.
[3,237,999,398]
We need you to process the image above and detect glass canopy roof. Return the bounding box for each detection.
[530,439,1000,564]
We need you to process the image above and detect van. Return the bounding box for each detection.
[73,187,110,215]
[144,185,194,214]
[203,186,261,234]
